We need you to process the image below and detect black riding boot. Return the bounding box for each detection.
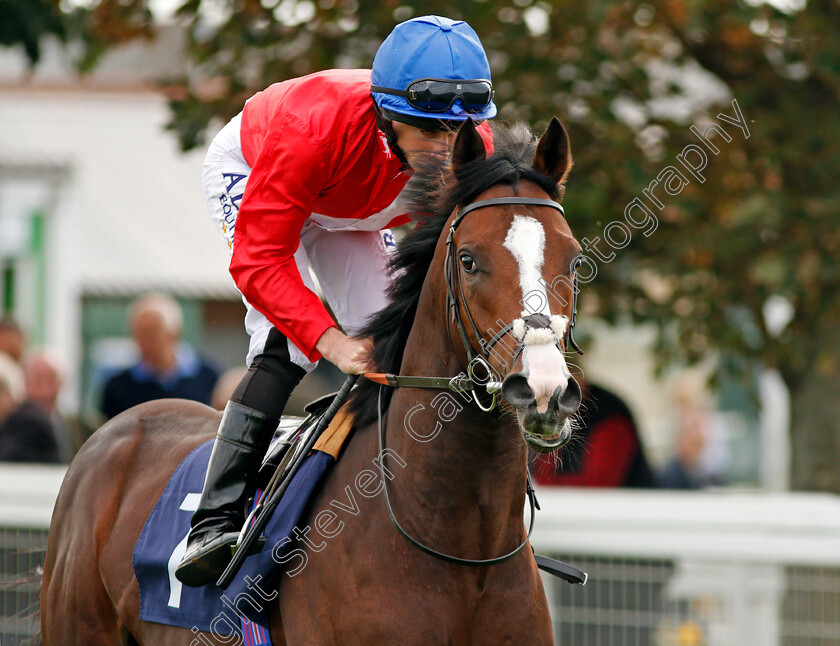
[175,401,279,587]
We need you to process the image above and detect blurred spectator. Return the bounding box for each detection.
[0,352,24,425]
[659,376,730,489]
[531,381,656,488]
[100,293,219,419]
[0,317,25,363]
[211,366,249,411]
[0,349,69,463]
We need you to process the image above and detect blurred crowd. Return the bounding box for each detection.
[0,318,72,462]
[1,294,731,491]
[0,294,243,465]
[530,370,730,490]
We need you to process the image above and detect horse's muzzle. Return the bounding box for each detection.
[501,374,582,453]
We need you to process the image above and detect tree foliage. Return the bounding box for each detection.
[0,0,65,64]
[4,0,839,490]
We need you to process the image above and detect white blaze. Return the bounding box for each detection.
[504,215,570,413]
[503,216,549,317]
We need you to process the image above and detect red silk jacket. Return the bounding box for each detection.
[230,68,493,361]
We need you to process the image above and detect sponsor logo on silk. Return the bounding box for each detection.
[381,231,397,251]
[219,172,247,250]
[377,129,394,160]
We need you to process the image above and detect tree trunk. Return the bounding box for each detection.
[789,359,840,493]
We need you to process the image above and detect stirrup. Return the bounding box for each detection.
[176,530,267,587]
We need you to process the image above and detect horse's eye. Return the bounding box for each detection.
[571,256,583,273]
[460,252,477,273]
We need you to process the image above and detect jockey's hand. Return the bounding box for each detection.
[315,327,374,375]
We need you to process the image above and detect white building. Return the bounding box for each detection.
[0,30,246,421]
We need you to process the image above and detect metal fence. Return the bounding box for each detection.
[1,527,47,646]
[534,488,840,646]
[541,556,840,646]
[0,464,63,646]
[2,466,840,645]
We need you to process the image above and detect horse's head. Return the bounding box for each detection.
[445,118,583,453]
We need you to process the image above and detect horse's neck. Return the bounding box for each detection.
[381,318,529,555]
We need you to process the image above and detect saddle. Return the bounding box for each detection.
[215,378,360,590]
[256,390,348,488]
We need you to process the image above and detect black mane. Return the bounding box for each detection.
[347,123,564,428]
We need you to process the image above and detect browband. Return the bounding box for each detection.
[453,197,565,232]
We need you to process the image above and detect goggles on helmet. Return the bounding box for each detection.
[371,78,494,114]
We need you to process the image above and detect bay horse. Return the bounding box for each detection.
[41,118,583,645]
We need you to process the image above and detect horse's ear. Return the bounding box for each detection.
[451,119,486,176]
[534,117,572,185]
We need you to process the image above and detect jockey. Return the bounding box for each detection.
[176,15,497,587]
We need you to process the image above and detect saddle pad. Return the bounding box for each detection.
[133,440,335,635]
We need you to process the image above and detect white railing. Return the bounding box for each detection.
[0,463,66,529]
[531,487,840,566]
[9,468,840,562]
[2,467,840,645]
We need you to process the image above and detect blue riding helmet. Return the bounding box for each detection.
[371,15,497,123]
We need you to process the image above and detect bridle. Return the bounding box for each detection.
[367,196,583,412]
[369,195,587,581]
[444,196,584,368]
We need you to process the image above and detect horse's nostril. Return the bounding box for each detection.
[551,377,582,416]
[501,373,536,409]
